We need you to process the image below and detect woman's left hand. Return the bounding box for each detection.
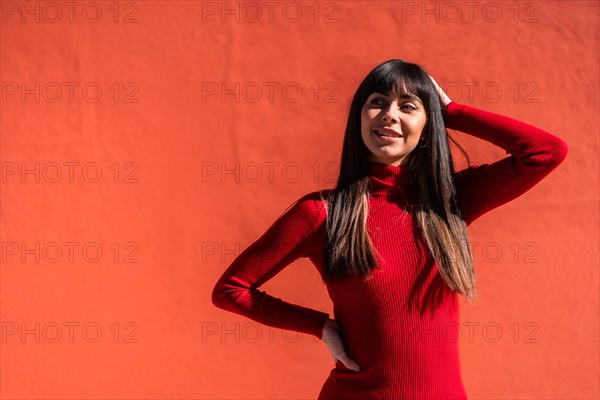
[428,75,452,108]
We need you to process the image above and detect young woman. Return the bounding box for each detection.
[211,59,568,399]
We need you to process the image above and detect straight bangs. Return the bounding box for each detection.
[360,63,435,116]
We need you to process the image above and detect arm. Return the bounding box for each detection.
[443,101,569,225]
[211,192,330,340]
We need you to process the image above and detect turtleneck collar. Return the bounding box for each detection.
[368,160,411,199]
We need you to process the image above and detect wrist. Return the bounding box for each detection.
[322,318,335,335]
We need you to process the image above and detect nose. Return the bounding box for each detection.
[381,105,399,123]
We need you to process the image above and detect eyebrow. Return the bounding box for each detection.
[373,92,422,104]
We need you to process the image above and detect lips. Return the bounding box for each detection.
[373,126,402,138]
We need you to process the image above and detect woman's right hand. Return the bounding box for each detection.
[321,318,361,372]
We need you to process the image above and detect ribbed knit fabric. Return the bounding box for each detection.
[211,101,568,400]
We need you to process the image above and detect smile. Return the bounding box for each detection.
[373,128,402,139]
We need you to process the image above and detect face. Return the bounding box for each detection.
[360,90,427,167]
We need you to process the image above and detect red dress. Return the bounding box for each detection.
[212,101,568,399]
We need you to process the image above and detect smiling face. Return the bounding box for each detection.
[360,90,428,167]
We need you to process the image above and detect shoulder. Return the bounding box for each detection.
[286,190,330,223]
[266,190,330,241]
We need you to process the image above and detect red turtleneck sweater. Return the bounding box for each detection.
[211,101,568,399]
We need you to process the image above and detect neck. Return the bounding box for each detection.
[367,160,411,199]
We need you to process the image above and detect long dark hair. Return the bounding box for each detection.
[322,59,479,303]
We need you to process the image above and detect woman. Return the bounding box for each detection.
[211,59,568,399]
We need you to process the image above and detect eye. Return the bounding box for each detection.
[369,96,419,112]
[370,97,386,106]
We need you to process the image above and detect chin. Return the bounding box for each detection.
[374,149,403,158]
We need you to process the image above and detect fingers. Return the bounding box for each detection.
[330,344,361,372]
[428,74,452,107]
[322,319,361,372]
[338,355,361,372]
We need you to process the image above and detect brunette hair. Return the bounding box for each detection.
[322,59,479,303]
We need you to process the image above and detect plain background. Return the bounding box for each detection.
[1,1,598,399]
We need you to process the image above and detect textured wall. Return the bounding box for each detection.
[1,1,598,399]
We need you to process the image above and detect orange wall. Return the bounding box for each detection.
[1,1,598,399]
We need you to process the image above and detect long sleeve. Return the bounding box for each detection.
[444,101,569,225]
[211,192,330,340]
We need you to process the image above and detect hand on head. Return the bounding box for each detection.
[428,75,452,108]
